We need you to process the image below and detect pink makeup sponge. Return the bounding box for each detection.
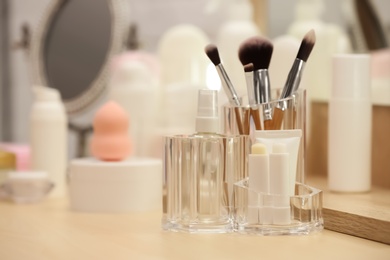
[90,101,131,161]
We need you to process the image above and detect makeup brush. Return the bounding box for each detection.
[242,63,262,131]
[280,29,316,98]
[205,44,244,135]
[238,37,273,130]
[272,29,316,130]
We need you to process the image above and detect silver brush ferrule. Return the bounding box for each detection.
[277,59,305,111]
[254,69,272,120]
[280,59,305,99]
[216,64,241,106]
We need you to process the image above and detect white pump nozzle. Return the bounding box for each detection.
[195,89,219,133]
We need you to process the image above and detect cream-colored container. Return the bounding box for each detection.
[328,54,372,192]
[158,24,209,130]
[30,86,67,198]
[68,157,162,212]
[109,60,158,158]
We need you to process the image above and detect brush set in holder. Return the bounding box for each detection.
[162,30,323,235]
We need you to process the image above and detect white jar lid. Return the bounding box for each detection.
[68,157,162,212]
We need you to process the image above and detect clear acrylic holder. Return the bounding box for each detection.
[162,89,323,235]
[162,134,249,233]
[233,179,323,235]
[222,89,307,187]
[222,89,324,235]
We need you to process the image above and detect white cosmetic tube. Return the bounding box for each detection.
[269,143,291,225]
[255,129,302,196]
[248,143,271,224]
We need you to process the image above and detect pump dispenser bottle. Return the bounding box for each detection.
[193,89,220,137]
[191,89,223,218]
[162,88,247,232]
[30,86,67,197]
[328,54,372,192]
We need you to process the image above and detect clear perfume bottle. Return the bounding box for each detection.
[162,89,246,233]
[191,90,224,221]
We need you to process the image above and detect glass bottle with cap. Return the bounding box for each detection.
[190,89,225,220]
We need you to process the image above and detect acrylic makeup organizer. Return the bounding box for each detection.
[225,89,323,235]
[222,89,307,184]
[162,134,249,233]
[233,180,323,235]
[162,89,323,235]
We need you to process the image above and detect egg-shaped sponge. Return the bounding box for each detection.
[90,101,131,161]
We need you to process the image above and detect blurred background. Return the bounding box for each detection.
[0,0,389,146]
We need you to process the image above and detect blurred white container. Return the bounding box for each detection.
[328,54,372,192]
[30,86,67,198]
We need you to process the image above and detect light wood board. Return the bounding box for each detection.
[308,176,390,244]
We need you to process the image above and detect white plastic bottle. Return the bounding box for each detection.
[158,24,210,130]
[216,0,260,97]
[328,54,372,192]
[30,86,67,197]
[108,60,158,157]
[151,24,210,159]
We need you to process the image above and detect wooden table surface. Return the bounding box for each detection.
[307,177,390,244]
[0,198,389,260]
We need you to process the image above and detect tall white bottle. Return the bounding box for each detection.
[108,60,158,157]
[158,24,210,130]
[30,86,67,197]
[216,0,260,97]
[328,54,372,192]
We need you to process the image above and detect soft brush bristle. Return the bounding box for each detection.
[238,36,273,70]
[204,44,221,66]
[244,63,254,72]
[297,29,316,62]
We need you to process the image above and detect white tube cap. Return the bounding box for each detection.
[195,89,219,133]
[332,54,371,99]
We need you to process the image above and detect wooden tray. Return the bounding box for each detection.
[307,176,390,244]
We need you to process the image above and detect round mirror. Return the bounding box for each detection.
[31,0,129,115]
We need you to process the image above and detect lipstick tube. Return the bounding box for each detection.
[269,143,291,225]
[248,143,272,224]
